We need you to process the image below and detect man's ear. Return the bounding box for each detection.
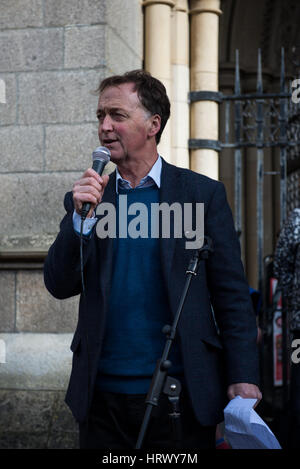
[148,114,161,139]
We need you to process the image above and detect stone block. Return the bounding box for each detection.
[0,0,43,29]
[64,25,106,69]
[48,431,79,449]
[0,272,15,332]
[18,70,104,125]
[0,126,44,172]
[0,389,78,448]
[106,27,142,75]
[0,29,63,73]
[171,101,189,148]
[106,0,143,59]
[172,64,190,103]
[45,123,99,171]
[16,271,78,332]
[44,0,106,27]
[0,173,81,237]
[0,389,56,433]
[0,431,48,449]
[0,333,73,389]
[0,78,5,104]
[51,392,78,433]
[170,147,189,169]
[49,393,79,448]
[0,74,17,125]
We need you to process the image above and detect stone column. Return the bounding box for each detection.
[171,0,190,168]
[143,0,175,162]
[189,0,222,179]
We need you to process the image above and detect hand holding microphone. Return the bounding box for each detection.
[72,146,111,220]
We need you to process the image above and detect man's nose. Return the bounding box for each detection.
[100,114,113,131]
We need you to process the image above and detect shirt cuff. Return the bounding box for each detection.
[73,210,97,236]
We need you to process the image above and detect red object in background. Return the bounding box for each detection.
[270,278,282,309]
[270,278,283,386]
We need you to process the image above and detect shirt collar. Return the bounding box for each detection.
[115,155,162,193]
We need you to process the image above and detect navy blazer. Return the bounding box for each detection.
[44,159,259,425]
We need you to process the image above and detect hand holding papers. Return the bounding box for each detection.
[224,396,281,449]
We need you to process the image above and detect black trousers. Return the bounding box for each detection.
[79,387,216,449]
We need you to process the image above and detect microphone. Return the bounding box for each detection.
[81,146,111,220]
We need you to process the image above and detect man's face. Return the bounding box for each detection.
[97,82,153,163]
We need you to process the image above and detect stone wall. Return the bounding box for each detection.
[0,0,143,448]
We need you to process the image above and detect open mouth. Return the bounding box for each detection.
[103,138,118,145]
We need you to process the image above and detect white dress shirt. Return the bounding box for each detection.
[73,155,162,235]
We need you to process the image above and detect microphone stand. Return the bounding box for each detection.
[135,236,214,449]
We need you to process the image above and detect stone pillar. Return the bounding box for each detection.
[143,0,175,162]
[190,0,222,179]
[171,0,190,168]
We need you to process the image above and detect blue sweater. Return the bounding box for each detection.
[97,186,183,393]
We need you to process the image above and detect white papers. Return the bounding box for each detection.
[224,396,281,449]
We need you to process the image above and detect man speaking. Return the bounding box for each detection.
[44,70,261,449]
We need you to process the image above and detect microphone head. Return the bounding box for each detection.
[92,146,111,163]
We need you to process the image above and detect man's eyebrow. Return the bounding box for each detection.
[96,106,126,116]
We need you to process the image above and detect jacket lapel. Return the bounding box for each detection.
[159,159,181,293]
[96,170,116,307]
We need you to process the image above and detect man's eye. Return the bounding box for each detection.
[112,112,126,120]
[97,112,126,121]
